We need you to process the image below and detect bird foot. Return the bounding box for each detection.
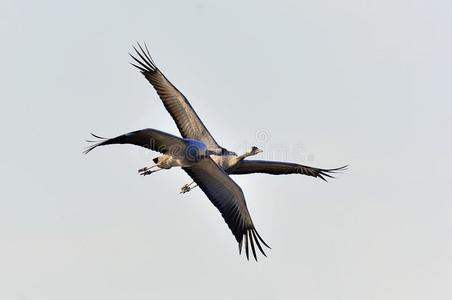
[140,170,153,176]
[138,166,150,173]
[180,183,198,194]
[139,166,155,176]
[180,184,191,194]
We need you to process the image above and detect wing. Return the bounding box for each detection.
[183,158,270,261]
[83,128,187,155]
[230,160,347,181]
[129,43,221,150]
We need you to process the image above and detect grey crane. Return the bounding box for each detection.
[85,43,346,261]
[128,44,346,192]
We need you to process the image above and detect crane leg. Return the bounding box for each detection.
[180,181,198,194]
[138,165,162,176]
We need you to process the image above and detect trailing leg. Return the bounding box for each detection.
[180,181,198,194]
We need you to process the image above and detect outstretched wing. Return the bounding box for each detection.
[183,158,270,261]
[83,128,187,155]
[129,43,221,150]
[230,160,347,182]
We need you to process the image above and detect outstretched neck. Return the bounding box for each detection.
[237,150,254,162]
[208,148,237,156]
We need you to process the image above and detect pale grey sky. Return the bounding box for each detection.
[1,0,451,299]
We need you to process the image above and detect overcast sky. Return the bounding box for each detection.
[1,0,451,299]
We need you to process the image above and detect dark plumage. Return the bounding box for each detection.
[231,161,347,182]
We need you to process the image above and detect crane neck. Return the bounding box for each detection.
[236,150,254,162]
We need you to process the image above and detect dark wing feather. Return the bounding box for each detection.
[183,158,270,261]
[130,43,221,150]
[83,128,187,155]
[231,160,347,182]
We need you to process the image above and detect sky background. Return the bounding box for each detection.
[1,0,451,299]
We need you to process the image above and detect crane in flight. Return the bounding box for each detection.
[85,43,346,261]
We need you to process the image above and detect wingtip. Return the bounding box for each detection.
[248,231,257,261]
[82,146,94,155]
[129,42,157,73]
[254,228,271,249]
[317,164,348,182]
[83,133,109,155]
[318,173,328,182]
[237,229,270,261]
[90,133,107,140]
[331,165,348,172]
[245,232,250,260]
